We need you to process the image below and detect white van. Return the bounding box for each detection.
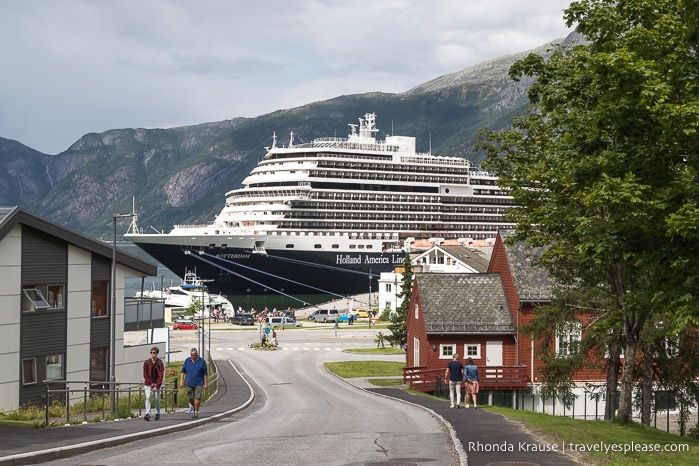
[311,309,340,323]
[266,315,302,328]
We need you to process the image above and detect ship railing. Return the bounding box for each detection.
[400,155,472,167]
[290,137,404,153]
[172,224,211,230]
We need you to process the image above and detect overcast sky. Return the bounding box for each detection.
[1,0,574,154]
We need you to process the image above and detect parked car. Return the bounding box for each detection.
[173,318,198,330]
[231,313,255,326]
[266,316,303,328]
[338,312,360,322]
[311,309,340,323]
[355,309,370,318]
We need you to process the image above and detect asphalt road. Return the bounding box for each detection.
[44,327,460,465]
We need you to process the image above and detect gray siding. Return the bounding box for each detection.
[91,255,112,372]
[20,228,69,405]
[21,227,68,284]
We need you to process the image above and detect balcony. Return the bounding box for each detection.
[402,365,529,392]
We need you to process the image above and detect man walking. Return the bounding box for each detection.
[179,348,208,418]
[444,353,464,408]
[143,346,164,421]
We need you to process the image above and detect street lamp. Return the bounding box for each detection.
[111,213,134,415]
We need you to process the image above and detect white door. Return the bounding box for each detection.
[486,340,503,366]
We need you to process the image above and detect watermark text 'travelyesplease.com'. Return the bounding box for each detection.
[460,441,689,455]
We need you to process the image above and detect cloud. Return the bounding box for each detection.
[0,0,573,154]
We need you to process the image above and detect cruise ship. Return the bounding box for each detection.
[125,113,514,296]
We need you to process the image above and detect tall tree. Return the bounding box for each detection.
[387,255,413,349]
[479,0,699,422]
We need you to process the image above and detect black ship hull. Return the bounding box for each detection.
[133,243,405,297]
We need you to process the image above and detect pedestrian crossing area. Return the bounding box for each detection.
[212,342,371,352]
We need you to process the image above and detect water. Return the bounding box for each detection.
[119,243,330,311]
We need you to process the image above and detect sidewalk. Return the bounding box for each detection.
[0,359,254,466]
[0,363,580,466]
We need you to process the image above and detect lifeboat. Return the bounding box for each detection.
[468,239,493,247]
[440,239,462,246]
[410,239,434,249]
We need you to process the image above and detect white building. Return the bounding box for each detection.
[377,244,492,315]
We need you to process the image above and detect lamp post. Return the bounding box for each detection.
[111,213,134,416]
[394,273,398,315]
[368,268,372,315]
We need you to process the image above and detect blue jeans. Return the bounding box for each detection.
[144,385,161,415]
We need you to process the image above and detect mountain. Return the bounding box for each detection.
[0,35,574,240]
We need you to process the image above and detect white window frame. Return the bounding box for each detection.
[22,288,51,312]
[464,343,481,359]
[46,284,65,309]
[440,344,456,359]
[45,354,65,381]
[22,358,37,385]
[556,322,582,356]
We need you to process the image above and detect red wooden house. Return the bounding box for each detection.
[405,272,529,392]
[404,229,611,397]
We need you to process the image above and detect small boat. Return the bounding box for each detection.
[136,271,233,315]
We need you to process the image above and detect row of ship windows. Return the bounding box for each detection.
[311,193,511,203]
[276,222,511,231]
[283,243,375,249]
[230,186,510,202]
[284,214,508,223]
[266,156,472,175]
[291,205,508,214]
[314,161,481,177]
[309,169,494,185]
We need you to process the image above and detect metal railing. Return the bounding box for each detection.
[402,365,529,392]
[43,358,220,427]
[401,365,696,436]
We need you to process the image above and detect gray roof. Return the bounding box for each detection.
[500,229,553,301]
[0,206,157,276]
[438,245,490,272]
[415,273,513,334]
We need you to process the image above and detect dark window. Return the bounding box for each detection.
[90,348,108,382]
[92,281,108,317]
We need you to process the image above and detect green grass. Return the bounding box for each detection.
[344,347,405,355]
[484,406,699,465]
[367,378,405,387]
[325,361,404,378]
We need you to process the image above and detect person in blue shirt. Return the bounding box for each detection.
[179,348,208,418]
[463,357,480,409]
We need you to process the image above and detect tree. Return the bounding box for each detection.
[479,0,699,423]
[386,255,413,349]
